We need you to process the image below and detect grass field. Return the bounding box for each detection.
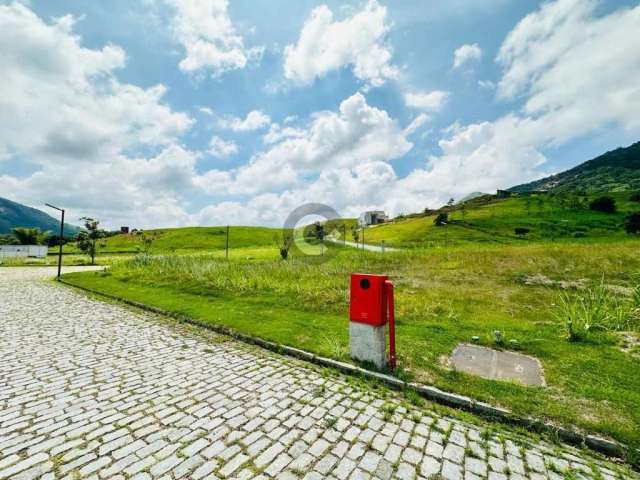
[59,226,281,255]
[63,238,640,448]
[362,192,639,247]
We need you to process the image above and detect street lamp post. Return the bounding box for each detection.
[45,203,65,281]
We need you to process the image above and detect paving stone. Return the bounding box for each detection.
[0,267,634,480]
[443,459,464,480]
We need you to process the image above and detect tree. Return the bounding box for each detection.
[75,217,106,265]
[275,233,293,260]
[137,232,157,256]
[589,196,616,213]
[12,227,48,245]
[434,212,448,226]
[313,221,325,241]
[630,192,640,202]
[447,198,455,208]
[0,234,18,245]
[351,226,360,243]
[625,213,640,235]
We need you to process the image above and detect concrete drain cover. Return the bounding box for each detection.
[450,344,545,386]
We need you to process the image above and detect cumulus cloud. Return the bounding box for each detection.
[0,4,209,228]
[1,145,201,228]
[213,92,413,195]
[218,110,271,132]
[208,136,238,158]
[404,90,449,111]
[0,4,192,165]
[165,0,263,76]
[453,43,482,69]
[497,0,640,143]
[284,0,398,87]
[190,0,640,227]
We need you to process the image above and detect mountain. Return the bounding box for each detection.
[458,192,489,203]
[509,141,640,193]
[0,197,80,236]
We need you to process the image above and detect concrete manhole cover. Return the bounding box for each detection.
[450,344,545,386]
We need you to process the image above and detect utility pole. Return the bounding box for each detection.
[362,226,365,250]
[225,225,229,259]
[45,203,64,281]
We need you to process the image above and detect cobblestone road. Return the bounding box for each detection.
[0,268,636,480]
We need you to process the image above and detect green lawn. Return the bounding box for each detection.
[63,239,640,447]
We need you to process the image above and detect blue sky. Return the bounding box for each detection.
[1,0,639,228]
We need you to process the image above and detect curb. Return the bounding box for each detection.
[59,279,630,462]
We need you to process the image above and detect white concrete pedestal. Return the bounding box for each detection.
[349,322,387,368]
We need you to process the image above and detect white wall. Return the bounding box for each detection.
[0,245,48,258]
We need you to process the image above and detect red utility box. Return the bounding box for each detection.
[349,273,388,326]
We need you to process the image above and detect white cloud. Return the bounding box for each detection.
[0,3,192,165]
[208,136,238,158]
[165,0,263,76]
[218,110,271,132]
[1,145,201,229]
[497,0,640,143]
[404,90,449,111]
[478,80,495,90]
[262,124,306,145]
[198,107,214,115]
[404,114,429,136]
[224,92,413,194]
[453,43,482,69]
[0,4,207,229]
[284,0,398,87]
[396,116,547,202]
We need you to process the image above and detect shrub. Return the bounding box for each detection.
[12,227,48,245]
[630,192,640,202]
[589,196,616,213]
[624,212,640,235]
[555,278,640,341]
[433,212,448,226]
[514,227,530,237]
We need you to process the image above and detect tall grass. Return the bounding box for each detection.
[123,251,410,311]
[555,277,640,341]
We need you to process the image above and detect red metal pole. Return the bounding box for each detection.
[385,280,396,370]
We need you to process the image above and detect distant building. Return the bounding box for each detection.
[120,226,130,234]
[0,245,48,259]
[359,210,389,227]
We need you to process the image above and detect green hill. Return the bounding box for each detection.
[0,197,79,236]
[362,191,639,248]
[510,141,640,193]
[62,225,281,255]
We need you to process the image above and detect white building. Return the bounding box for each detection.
[358,210,389,227]
[0,245,48,258]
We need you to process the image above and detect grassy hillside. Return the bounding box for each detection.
[61,226,282,255]
[361,192,640,248]
[510,141,640,193]
[0,196,79,235]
